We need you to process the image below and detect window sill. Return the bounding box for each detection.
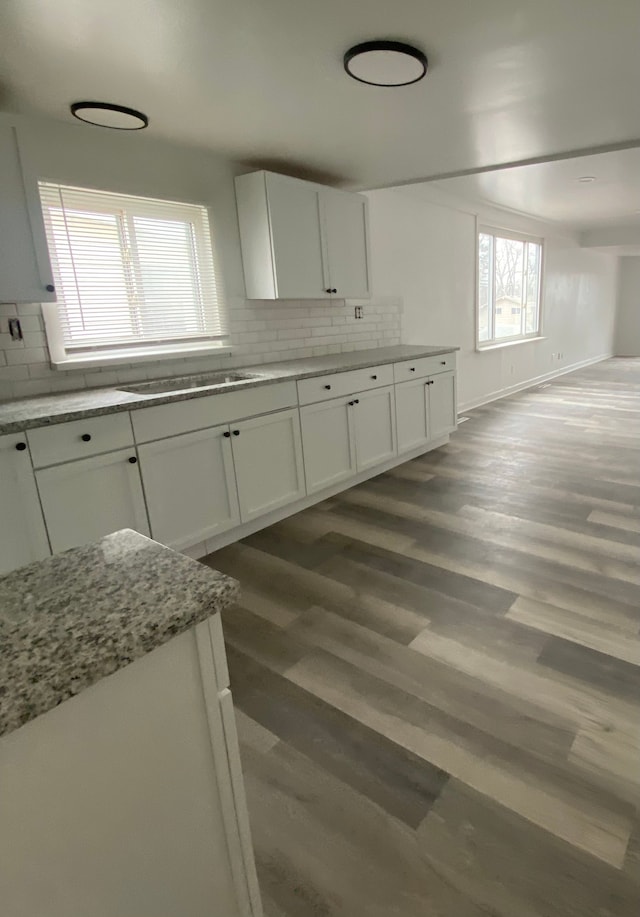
[50,342,234,371]
[476,336,546,353]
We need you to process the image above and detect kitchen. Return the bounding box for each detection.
[1,2,639,915]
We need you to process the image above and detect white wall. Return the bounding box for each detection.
[614,257,640,356]
[366,184,619,410]
[0,114,400,401]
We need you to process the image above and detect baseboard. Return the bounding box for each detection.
[457,353,613,414]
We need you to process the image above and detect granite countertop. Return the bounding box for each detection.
[0,529,239,738]
[0,344,458,434]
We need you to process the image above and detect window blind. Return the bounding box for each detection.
[39,182,226,353]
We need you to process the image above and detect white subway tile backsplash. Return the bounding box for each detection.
[0,297,402,400]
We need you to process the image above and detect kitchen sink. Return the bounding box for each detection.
[118,371,264,395]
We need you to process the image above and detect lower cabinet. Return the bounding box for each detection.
[230,408,306,522]
[138,426,240,550]
[300,397,356,494]
[428,370,457,439]
[395,371,457,453]
[395,378,430,454]
[36,449,150,554]
[301,385,397,493]
[352,385,397,471]
[0,433,50,574]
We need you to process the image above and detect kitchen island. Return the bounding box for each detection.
[0,529,261,917]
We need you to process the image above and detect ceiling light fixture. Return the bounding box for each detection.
[576,175,596,183]
[70,102,149,130]
[344,40,428,87]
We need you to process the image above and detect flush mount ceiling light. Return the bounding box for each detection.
[70,101,148,130]
[576,175,596,183]
[344,40,428,87]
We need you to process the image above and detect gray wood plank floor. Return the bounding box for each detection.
[203,357,640,916]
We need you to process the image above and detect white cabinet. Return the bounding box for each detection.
[0,618,262,917]
[395,378,430,454]
[352,385,397,471]
[230,408,306,522]
[235,170,370,300]
[0,122,55,304]
[301,385,396,493]
[0,433,50,574]
[323,188,370,299]
[138,426,240,550]
[428,370,457,439]
[36,449,149,553]
[300,397,357,494]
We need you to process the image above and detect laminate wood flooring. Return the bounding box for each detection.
[202,357,640,916]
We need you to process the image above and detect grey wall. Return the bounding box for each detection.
[614,257,640,357]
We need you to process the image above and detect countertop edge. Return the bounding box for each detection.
[0,345,459,434]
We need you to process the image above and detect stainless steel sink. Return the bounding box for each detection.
[118,371,264,395]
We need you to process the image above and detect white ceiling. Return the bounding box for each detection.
[0,0,639,190]
[433,148,640,230]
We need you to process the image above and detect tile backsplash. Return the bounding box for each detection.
[0,297,402,401]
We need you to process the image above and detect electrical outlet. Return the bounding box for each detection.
[354,305,363,320]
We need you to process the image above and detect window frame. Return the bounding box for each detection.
[476,224,544,351]
[39,182,231,370]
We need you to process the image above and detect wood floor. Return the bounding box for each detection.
[203,358,640,917]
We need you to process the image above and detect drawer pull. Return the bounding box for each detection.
[324,384,332,390]
[128,456,137,464]
[371,374,378,380]
[45,283,55,293]
[409,367,416,372]
[440,361,447,365]
[426,380,434,386]
[81,433,92,442]
[15,442,27,452]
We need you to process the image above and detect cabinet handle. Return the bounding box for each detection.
[354,399,360,404]
[324,384,332,390]
[128,456,137,464]
[81,433,92,442]
[440,361,447,365]
[348,401,354,406]
[371,374,377,380]
[409,367,416,372]
[45,284,55,293]
[325,287,337,294]
[232,430,240,436]
[223,431,231,438]
[425,380,434,385]
[15,442,27,452]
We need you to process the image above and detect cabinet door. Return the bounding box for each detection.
[353,385,397,472]
[266,173,330,299]
[0,434,50,574]
[138,426,240,551]
[0,124,55,304]
[428,371,457,439]
[322,189,371,299]
[300,397,356,494]
[395,378,430,454]
[36,449,150,553]
[231,408,306,522]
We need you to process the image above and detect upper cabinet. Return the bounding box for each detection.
[235,170,371,300]
[0,123,56,304]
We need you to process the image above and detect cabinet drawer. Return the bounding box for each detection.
[131,381,297,443]
[393,353,455,383]
[297,364,393,406]
[27,413,134,468]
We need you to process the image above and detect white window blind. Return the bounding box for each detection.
[39,182,226,355]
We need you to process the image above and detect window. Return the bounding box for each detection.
[477,226,542,347]
[39,183,227,367]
